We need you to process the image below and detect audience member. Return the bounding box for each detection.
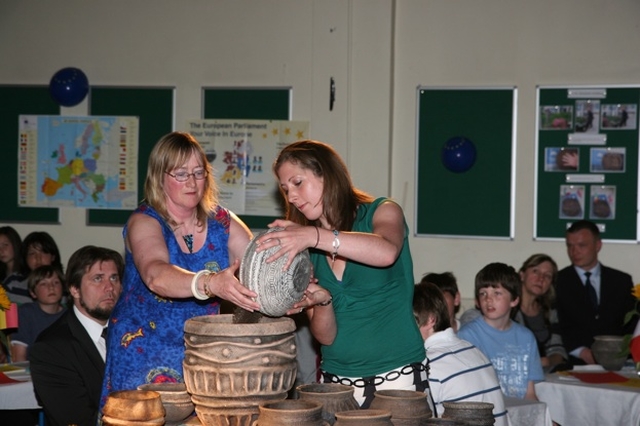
[420,272,462,332]
[555,220,637,365]
[22,231,63,274]
[458,263,544,400]
[10,265,66,362]
[413,282,508,425]
[256,140,426,408]
[0,226,28,304]
[101,132,258,408]
[30,245,123,426]
[516,254,568,372]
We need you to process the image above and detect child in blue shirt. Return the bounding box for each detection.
[459,262,544,400]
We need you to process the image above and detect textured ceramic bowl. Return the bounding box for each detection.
[102,389,165,422]
[592,335,626,371]
[240,227,312,317]
[137,383,195,424]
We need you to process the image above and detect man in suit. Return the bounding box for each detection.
[30,245,123,426]
[555,220,636,365]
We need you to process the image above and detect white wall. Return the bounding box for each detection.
[1,0,639,301]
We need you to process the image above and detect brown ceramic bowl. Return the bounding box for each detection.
[138,383,195,423]
[102,389,165,422]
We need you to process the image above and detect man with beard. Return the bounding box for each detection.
[30,245,123,426]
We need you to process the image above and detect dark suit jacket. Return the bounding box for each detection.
[29,309,105,426]
[555,264,636,354]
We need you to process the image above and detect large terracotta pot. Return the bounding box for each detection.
[369,389,432,425]
[183,314,297,426]
[297,383,360,425]
[252,400,329,426]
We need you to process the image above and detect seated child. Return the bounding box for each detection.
[413,282,508,425]
[458,262,544,400]
[10,265,67,362]
[420,272,462,332]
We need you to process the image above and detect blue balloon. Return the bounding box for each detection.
[441,136,477,173]
[49,67,89,107]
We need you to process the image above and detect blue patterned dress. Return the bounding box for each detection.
[100,204,231,406]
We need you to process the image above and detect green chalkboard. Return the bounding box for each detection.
[536,86,639,240]
[416,87,515,238]
[0,85,60,223]
[203,87,291,229]
[88,87,175,226]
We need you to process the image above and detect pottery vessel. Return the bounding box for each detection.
[137,383,195,425]
[240,227,312,317]
[424,419,469,425]
[102,389,165,425]
[591,335,626,371]
[252,399,329,426]
[369,389,432,425]
[442,402,494,426]
[183,314,297,426]
[334,409,394,426]
[297,383,360,425]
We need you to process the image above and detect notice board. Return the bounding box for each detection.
[535,86,640,241]
[415,87,516,239]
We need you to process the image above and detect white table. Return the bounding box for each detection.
[535,370,640,426]
[504,396,552,426]
[0,362,40,410]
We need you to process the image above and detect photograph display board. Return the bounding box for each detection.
[415,87,516,239]
[535,86,640,241]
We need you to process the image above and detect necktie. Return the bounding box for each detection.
[101,327,109,350]
[585,272,598,310]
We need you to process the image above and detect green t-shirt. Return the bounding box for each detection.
[312,197,425,377]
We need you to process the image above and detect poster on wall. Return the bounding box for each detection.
[187,119,309,217]
[18,115,139,210]
[534,86,640,241]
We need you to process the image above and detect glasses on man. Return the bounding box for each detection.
[165,169,208,182]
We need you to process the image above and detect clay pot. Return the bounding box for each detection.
[592,335,626,371]
[369,389,432,425]
[297,383,360,425]
[424,419,469,425]
[442,402,494,426]
[334,409,394,426]
[253,400,329,426]
[191,393,287,426]
[137,383,195,425]
[102,389,165,425]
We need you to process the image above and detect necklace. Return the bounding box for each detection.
[183,234,194,253]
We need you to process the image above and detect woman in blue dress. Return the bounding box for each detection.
[101,132,259,407]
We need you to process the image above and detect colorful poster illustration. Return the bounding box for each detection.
[19,115,139,209]
[187,119,309,216]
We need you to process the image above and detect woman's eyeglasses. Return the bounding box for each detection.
[165,169,208,182]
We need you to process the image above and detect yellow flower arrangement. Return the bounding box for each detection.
[0,286,10,311]
[622,284,640,364]
[624,284,640,325]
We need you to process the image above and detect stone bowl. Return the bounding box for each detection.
[102,389,165,424]
[240,227,312,317]
[592,335,627,371]
[137,383,195,424]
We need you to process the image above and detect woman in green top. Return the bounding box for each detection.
[256,140,426,408]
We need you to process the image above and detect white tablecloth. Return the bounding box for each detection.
[504,396,552,426]
[0,362,40,410]
[535,370,640,426]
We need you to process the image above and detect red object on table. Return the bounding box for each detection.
[569,371,628,384]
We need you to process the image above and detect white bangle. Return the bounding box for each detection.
[191,270,210,300]
[331,230,340,262]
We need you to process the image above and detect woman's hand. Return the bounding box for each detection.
[255,220,316,270]
[207,260,260,312]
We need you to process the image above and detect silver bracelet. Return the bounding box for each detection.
[191,270,210,300]
[331,230,340,262]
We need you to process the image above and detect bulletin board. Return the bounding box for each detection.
[88,87,175,226]
[534,85,640,241]
[202,87,291,229]
[415,87,516,239]
[0,85,60,223]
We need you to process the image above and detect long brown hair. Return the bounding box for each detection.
[519,253,558,324]
[143,132,217,228]
[273,140,373,230]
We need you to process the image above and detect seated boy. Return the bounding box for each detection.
[420,272,462,332]
[10,265,66,362]
[458,262,544,400]
[414,281,508,425]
